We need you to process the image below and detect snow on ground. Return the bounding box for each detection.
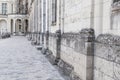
[0,36,65,80]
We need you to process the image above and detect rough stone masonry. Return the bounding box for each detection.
[42,28,120,80]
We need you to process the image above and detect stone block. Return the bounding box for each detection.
[45,50,58,65]
[58,59,74,76]
[70,71,81,80]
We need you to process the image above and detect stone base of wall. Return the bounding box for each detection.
[93,34,120,80]
[36,45,43,50]
[70,71,81,80]
[45,50,59,65]
[58,60,81,80]
[31,41,37,45]
[27,36,32,41]
[45,49,81,80]
[40,48,47,55]
[58,60,74,76]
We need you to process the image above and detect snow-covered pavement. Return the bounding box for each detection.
[0,36,65,80]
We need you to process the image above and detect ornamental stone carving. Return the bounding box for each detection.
[96,34,120,45]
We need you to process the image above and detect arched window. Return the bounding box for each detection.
[0,20,7,33]
[111,0,120,30]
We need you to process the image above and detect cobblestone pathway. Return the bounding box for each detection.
[0,36,65,80]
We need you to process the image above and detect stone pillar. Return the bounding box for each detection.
[80,28,95,80]
[13,19,16,35]
[23,19,26,33]
[22,19,25,33]
[55,30,61,64]
[46,31,49,49]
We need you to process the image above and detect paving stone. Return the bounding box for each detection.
[0,36,65,80]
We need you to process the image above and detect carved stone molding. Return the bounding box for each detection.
[62,33,79,40]
[96,34,120,45]
[80,28,95,42]
[61,28,95,42]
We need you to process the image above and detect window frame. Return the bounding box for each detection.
[2,3,7,15]
[51,0,57,26]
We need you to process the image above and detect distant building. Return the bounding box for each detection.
[0,0,28,35]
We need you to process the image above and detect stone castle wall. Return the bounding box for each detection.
[94,34,120,80]
[27,0,120,79]
[46,29,94,80]
[45,28,120,80]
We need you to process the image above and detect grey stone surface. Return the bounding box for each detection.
[70,71,81,80]
[80,28,95,42]
[45,50,58,65]
[47,29,95,80]
[95,34,120,63]
[94,34,120,80]
[61,28,95,42]
[96,34,120,45]
[0,36,65,80]
[61,28,95,55]
[58,60,74,76]
[49,33,57,37]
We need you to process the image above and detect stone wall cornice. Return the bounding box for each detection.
[61,28,95,42]
[96,34,120,45]
[62,33,79,39]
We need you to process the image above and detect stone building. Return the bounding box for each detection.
[0,0,28,35]
[27,0,120,80]
[1,0,120,80]
[28,0,120,37]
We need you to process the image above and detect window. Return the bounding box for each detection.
[113,0,120,3]
[112,0,120,8]
[52,0,57,25]
[25,0,28,14]
[111,12,120,30]
[11,4,13,13]
[111,0,120,29]
[2,3,7,15]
